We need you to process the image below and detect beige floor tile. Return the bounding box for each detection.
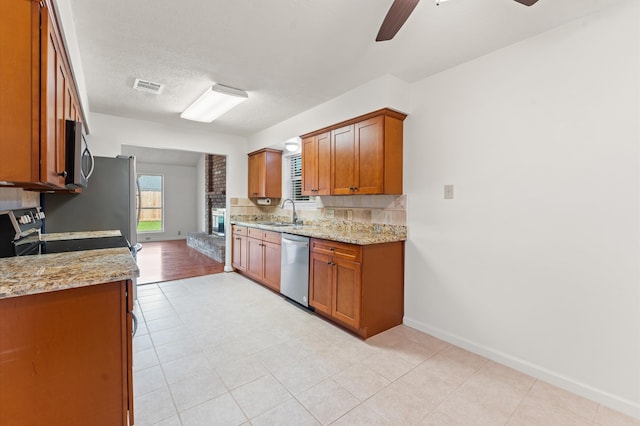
[392,363,460,408]
[437,361,533,425]
[134,365,167,397]
[135,386,177,426]
[154,339,202,364]
[146,316,184,333]
[149,326,195,347]
[419,345,488,385]
[303,348,353,377]
[331,403,395,426]
[363,381,433,425]
[161,353,213,384]
[169,371,227,412]
[180,392,247,426]
[142,307,179,322]
[133,333,153,353]
[361,348,420,381]
[508,396,592,426]
[138,293,169,304]
[332,363,391,401]
[419,410,460,425]
[140,299,174,312]
[526,380,598,421]
[134,347,160,371]
[271,356,331,395]
[215,354,269,390]
[230,374,292,419]
[296,378,360,425]
[151,415,182,426]
[250,398,320,426]
[594,405,640,426]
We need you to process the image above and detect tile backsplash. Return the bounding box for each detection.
[0,188,39,211]
[230,194,407,227]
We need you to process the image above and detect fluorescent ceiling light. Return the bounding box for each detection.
[180,84,248,122]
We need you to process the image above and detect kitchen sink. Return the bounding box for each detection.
[258,221,295,227]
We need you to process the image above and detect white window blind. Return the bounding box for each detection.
[286,154,310,202]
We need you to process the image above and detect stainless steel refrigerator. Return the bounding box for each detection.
[43,155,137,247]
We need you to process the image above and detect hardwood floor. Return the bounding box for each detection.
[136,240,225,285]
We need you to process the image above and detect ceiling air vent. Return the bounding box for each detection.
[133,78,164,95]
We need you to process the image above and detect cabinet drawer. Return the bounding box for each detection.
[247,227,281,244]
[263,230,281,244]
[232,225,248,236]
[310,238,361,263]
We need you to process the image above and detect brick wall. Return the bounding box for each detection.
[205,155,226,234]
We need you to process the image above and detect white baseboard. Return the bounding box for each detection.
[403,316,640,420]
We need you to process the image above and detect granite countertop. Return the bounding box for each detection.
[40,230,122,241]
[231,220,406,245]
[0,229,138,299]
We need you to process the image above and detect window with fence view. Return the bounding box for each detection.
[137,174,163,232]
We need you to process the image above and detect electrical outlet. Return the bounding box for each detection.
[178,230,182,235]
[326,209,335,218]
[444,184,454,199]
[347,210,353,220]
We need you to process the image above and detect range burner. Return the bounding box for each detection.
[43,236,129,254]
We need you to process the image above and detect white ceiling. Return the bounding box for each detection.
[68,0,623,137]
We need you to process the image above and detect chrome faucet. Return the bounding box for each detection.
[280,198,299,224]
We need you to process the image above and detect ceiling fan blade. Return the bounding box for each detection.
[513,0,540,5]
[376,0,420,42]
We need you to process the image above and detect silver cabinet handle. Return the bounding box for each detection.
[132,312,138,337]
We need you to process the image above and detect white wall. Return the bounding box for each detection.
[248,74,412,153]
[86,112,247,268]
[402,0,639,416]
[136,162,196,242]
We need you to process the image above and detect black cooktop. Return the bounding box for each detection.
[42,236,130,254]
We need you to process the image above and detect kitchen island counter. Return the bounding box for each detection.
[0,247,138,299]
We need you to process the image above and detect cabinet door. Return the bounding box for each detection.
[246,237,264,281]
[0,0,39,183]
[301,136,316,195]
[332,258,361,330]
[126,280,135,426]
[355,115,384,194]
[316,132,331,195]
[331,124,355,195]
[262,241,281,292]
[248,151,264,197]
[309,252,333,316]
[232,235,247,272]
[0,282,127,425]
[41,5,66,188]
[302,132,330,196]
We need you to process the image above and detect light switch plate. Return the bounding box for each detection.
[347,210,353,220]
[444,184,454,199]
[326,209,335,218]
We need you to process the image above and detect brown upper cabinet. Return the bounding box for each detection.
[300,108,406,196]
[301,131,331,196]
[248,148,282,198]
[0,0,84,190]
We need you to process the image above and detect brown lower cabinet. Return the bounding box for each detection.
[233,225,281,292]
[0,280,134,426]
[309,238,404,338]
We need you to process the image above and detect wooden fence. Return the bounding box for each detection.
[138,191,162,221]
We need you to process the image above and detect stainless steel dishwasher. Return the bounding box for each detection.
[280,233,310,308]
